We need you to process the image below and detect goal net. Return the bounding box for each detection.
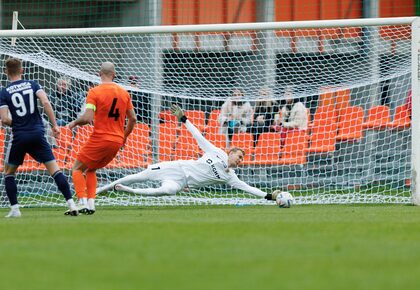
[0,17,418,207]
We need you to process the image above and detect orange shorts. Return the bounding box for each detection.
[77,138,122,170]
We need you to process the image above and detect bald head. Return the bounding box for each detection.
[99,62,116,80]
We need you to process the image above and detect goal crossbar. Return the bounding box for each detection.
[0,17,416,37]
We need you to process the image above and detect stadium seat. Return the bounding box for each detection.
[247,132,282,165]
[388,105,411,130]
[53,126,73,169]
[319,90,335,107]
[362,105,391,130]
[335,88,350,117]
[231,132,254,163]
[306,108,312,131]
[18,155,43,172]
[308,106,338,153]
[205,130,227,150]
[278,130,308,165]
[185,110,206,131]
[69,125,94,161]
[336,106,364,141]
[204,109,221,133]
[120,123,151,168]
[159,110,178,124]
[173,126,201,160]
[158,123,177,162]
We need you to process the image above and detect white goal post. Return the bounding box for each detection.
[0,17,419,207]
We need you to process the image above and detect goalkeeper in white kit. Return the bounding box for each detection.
[96,104,279,202]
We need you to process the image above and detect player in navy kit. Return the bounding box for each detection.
[0,58,78,217]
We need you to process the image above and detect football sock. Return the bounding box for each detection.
[87,198,95,210]
[5,175,18,206]
[79,197,87,206]
[86,171,97,199]
[66,198,76,210]
[52,171,72,201]
[72,170,87,200]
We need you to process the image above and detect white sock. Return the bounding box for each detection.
[87,198,95,210]
[66,199,77,210]
[79,197,87,206]
[11,204,19,210]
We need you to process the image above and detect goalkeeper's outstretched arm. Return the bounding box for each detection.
[227,174,270,199]
[171,104,218,153]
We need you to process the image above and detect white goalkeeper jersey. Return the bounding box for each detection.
[176,120,266,198]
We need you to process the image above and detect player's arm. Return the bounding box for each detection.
[36,89,60,137]
[0,107,12,126]
[124,108,136,144]
[68,108,94,130]
[0,90,12,126]
[170,104,218,153]
[227,174,272,199]
[68,90,95,130]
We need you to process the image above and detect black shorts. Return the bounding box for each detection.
[5,133,55,167]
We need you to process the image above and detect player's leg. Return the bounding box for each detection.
[29,135,78,216]
[71,159,89,213]
[43,161,78,216]
[77,139,121,214]
[114,180,182,196]
[86,170,97,214]
[96,168,153,194]
[3,139,26,218]
[3,164,21,218]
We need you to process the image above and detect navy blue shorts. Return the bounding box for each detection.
[5,133,55,167]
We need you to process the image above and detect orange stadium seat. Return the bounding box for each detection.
[205,130,227,150]
[70,125,94,161]
[159,110,178,124]
[308,106,338,153]
[362,105,390,130]
[335,88,350,117]
[53,126,73,169]
[248,132,282,165]
[185,110,206,131]
[120,123,151,168]
[278,130,308,165]
[336,106,364,141]
[388,105,411,130]
[204,109,221,133]
[18,155,43,172]
[231,132,254,163]
[173,126,201,160]
[158,123,178,162]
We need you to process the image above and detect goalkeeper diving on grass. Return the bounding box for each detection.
[97,104,281,202]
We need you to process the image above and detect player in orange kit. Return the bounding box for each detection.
[67,62,137,214]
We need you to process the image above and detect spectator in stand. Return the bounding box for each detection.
[50,77,82,126]
[218,88,253,147]
[271,87,307,147]
[251,88,278,147]
[77,82,96,118]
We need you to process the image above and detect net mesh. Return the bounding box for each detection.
[0,21,414,207]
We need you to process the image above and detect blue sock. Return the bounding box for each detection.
[52,171,72,201]
[5,175,18,206]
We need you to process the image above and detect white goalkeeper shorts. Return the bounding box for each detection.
[146,161,187,188]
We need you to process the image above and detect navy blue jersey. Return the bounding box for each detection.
[0,80,45,135]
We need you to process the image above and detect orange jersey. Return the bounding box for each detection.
[86,82,133,143]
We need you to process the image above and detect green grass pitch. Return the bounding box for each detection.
[1,205,420,290]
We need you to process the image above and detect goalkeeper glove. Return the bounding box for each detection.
[170,104,187,123]
[264,191,281,201]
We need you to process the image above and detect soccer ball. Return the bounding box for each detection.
[274,191,294,208]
